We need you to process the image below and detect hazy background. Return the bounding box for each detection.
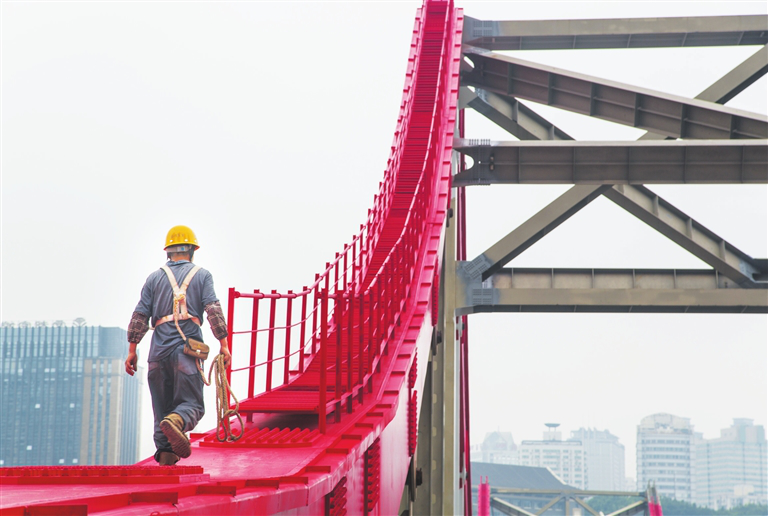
[3,1,766,479]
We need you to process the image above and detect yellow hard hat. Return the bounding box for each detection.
[164,225,200,250]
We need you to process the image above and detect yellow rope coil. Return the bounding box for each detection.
[199,354,243,442]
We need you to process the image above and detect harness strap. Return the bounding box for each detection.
[157,265,202,340]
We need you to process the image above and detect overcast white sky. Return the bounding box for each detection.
[2,1,766,479]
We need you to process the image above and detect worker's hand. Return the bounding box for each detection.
[219,346,232,369]
[125,351,138,376]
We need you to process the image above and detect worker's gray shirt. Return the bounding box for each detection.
[135,260,219,362]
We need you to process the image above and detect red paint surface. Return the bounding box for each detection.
[0,1,463,514]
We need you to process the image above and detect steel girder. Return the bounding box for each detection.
[453,171,767,316]
[459,87,574,141]
[463,15,768,51]
[462,45,768,143]
[640,45,768,140]
[453,139,768,185]
[462,47,768,139]
[603,185,767,287]
[456,267,768,315]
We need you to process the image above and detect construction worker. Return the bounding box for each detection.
[124,225,231,466]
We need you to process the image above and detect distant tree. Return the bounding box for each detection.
[659,496,717,515]
[724,503,768,516]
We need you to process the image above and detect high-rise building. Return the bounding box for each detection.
[471,431,518,465]
[0,321,141,467]
[570,428,626,491]
[519,424,587,489]
[695,419,768,510]
[636,413,696,503]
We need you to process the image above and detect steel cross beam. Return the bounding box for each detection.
[604,185,767,287]
[640,45,768,140]
[462,46,768,143]
[453,139,768,185]
[463,15,768,51]
[462,47,768,139]
[459,87,574,141]
[694,45,768,105]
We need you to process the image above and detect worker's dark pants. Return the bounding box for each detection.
[148,345,204,461]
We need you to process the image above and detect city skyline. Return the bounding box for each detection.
[473,416,768,486]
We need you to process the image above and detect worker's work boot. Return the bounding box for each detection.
[158,451,179,466]
[160,413,191,458]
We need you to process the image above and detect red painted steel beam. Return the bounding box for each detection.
[0,1,463,515]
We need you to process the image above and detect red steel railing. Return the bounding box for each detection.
[225,1,458,434]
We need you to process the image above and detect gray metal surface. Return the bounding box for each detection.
[463,15,768,51]
[456,267,768,315]
[490,268,759,291]
[603,185,767,287]
[640,45,768,140]
[460,87,574,141]
[453,139,768,185]
[462,47,768,139]
[696,45,768,105]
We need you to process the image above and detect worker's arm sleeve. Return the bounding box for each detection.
[204,301,228,341]
[127,311,150,344]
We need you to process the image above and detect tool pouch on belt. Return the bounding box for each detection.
[184,337,209,361]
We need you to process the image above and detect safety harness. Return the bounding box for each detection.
[156,264,243,442]
[156,264,203,336]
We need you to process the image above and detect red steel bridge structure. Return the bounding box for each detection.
[1,1,766,515]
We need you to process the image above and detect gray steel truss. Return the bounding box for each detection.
[640,45,768,140]
[462,185,610,281]
[457,267,768,315]
[462,47,768,139]
[491,497,537,516]
[453,139,768,185]
[463,15,768,51]
[459,87,574,141]
[463,46,767,143]
[489,489,650,516]
[443,11,767,515]
[453,181,768,316]
[603,185,767,287]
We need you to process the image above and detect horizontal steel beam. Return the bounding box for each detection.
[453,139,768,185]
[462,47,768,139]
[488,268,764,291]
[461,87,574,141]
[463,15,768,50]
[457,268,768,315]
[604,185,767,287]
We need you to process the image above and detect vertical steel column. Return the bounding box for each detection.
[440,193,463,515]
